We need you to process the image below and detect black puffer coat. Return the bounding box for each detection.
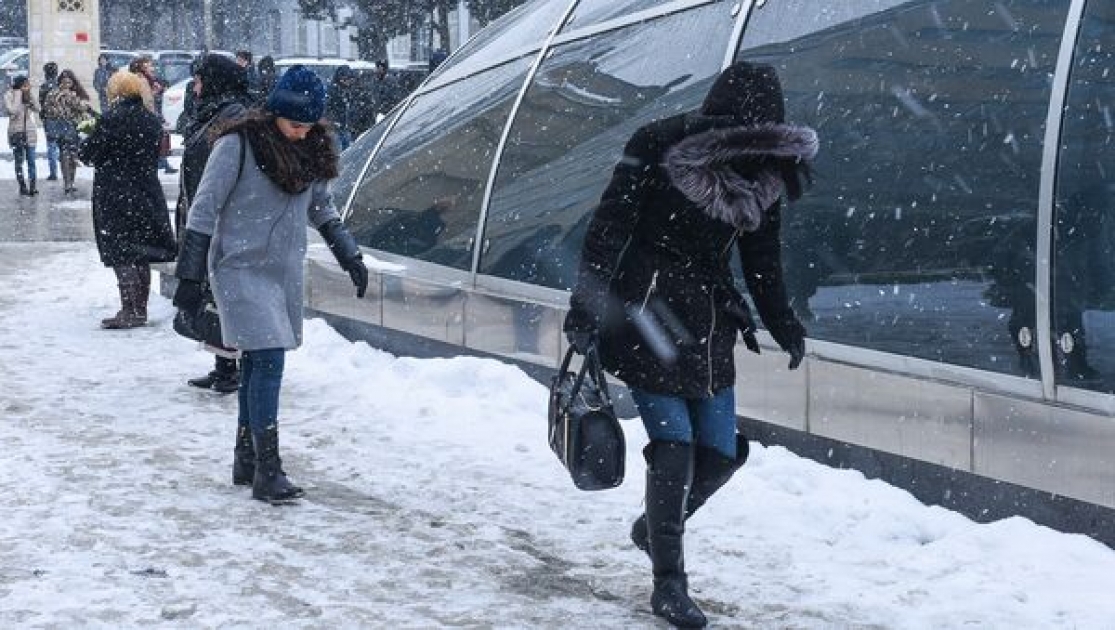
[566,112,817,397]
[175,55,252,237]
[79,96,176,266]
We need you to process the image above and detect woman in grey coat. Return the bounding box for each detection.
[173,66,369,503]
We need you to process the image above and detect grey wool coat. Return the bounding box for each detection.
[185,133,340,351]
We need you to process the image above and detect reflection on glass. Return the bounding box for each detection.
[480,3,737,289]
[1052,3,1115,392]
[346,59,532,270]
[423,0,568,91]
[561,0,672,32]
[739,0,1069,375]
[335,110,399,218]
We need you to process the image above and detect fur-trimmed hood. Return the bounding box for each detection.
[664,123,818,231]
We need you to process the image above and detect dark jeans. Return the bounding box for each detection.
[12,142,37,182]
[237,348,285,433]
[45,140,59,178]
[629,387,738,458]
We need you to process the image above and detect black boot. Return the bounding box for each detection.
[632,434,750,555]
[188,357,239,392]
[232,424,255,486]
[252,425,304,504]
[17,174,29,196]
[102,266,147,329]
[645,441,707,628]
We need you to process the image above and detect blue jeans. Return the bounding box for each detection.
[12,143,37,181]
[629,387,738,459]
[237,349,285,433]
[46,140,59,178]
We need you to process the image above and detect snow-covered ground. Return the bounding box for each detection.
[0,241,1113,628]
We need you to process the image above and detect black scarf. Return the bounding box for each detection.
[214,111,339,194]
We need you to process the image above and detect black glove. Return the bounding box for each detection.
[769,319,806,370]
[344,257,369,298]
[175,229,211,283]
[318,218,367,298]
[173,278,205,313]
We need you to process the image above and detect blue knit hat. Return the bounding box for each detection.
[266,65,326,123]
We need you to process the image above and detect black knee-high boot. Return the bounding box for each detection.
[232,424,255,486]
[631,434,750,555]
[644,440,707,628]
[252,425,303,503]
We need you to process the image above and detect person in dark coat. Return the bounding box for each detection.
[39,62,60,181]
[176,53,254,394]
[257,55,277,105]
[326,65,357,150]
[173,66,369,503]
[564,61,817,628]
[93,53,112,112]
[79,70,177,329]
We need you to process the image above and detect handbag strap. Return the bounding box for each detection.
[558,344,614,412]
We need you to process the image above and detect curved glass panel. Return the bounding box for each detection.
[561,0,673,32]
[423,0,569,91]
[479,3,737,289]
[335,110,399,219]
[738,0,1069,375]
[1052,2,1115,392]
[346,58,532,270]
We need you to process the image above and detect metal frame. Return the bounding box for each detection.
[550,0,723,47]
[1038,0,1088,401]
[722,0,753,69]
[468,0,583,283]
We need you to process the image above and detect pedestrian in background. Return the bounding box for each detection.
[257,55,277,104]
[92,53,112,112]
[43,69,93,194]
[236,50,260,101]
[38,62,60,182]
[176,53,254,394]
[326,65,357,150]
[5,75,41,196]
[173,66,369,503]
[78,70,177,329]
[130,55,177,175]
[564,61,816,628]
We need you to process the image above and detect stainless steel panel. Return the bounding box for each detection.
[733,335,807,431]
[974,393,1115,508]
[808,338,1044,402]
[809,360,973,470]
[381,274,466,344]
[464,290,564,368]
[305,253,383,326]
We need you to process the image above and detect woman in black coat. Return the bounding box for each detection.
[79,70,176,329]
[175,54,254,395]
[565,62,817,628]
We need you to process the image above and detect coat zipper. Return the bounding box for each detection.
[639,270,659,313]
[706,230,737,397]
[707,290,717,397]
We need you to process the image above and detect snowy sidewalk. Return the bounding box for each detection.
[0,242,1113,629]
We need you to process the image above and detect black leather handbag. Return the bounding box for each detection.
[172,286,225,349]
[548,345,625,491]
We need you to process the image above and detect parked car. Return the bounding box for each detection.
[274,56,377,85]
[0,47,29,84]
[162,77,190,131]
[100,49,139,73]
[153,50,195,86]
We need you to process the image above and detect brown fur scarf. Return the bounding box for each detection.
[211,109,338,194]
